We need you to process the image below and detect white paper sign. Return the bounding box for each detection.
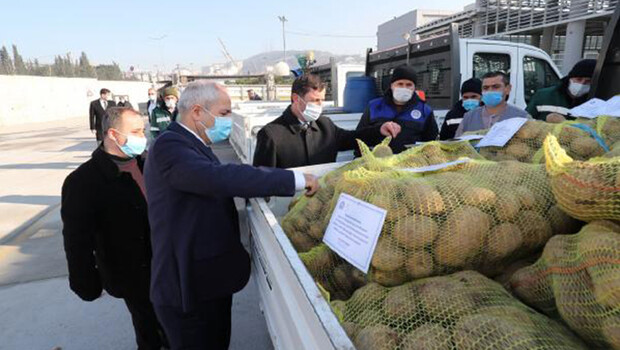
[323,193,387,273]
[399,158,471,173]
[476,118,528,148]
[569,98,608,118]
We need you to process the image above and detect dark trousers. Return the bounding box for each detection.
[154,296,233,350]
[124,295,167,350]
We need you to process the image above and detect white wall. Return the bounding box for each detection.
[0,75,154,128]
[376,9,457,50]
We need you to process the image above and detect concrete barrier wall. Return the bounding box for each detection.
[0,75,154,128]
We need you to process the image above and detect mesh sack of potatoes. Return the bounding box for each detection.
[281,139,484,254]
[590,116,620,149]
[544,133,620,221]
[509,220,620,349]
[297,159,582,300]
[475,120,608,163]
[330,270,587,350]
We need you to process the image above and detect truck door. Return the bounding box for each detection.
[518,48,562,109]
[465,42,516,104]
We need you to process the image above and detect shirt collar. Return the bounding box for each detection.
[178,122,207,146]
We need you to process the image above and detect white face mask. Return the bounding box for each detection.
[165,99,177,109]
[568,81,591,98]
[299,98,322,122]
[393,87,414,103]
[149,95,156,101]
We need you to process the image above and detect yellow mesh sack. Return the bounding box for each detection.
[509,221,620,349]
[333,270,587,350]
[544,134,620,221]
[475,120,608,163]
[294,159,582,302]
[281,139,483,253]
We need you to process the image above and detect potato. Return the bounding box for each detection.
[548,205,582,234]
[591,268,620,309]
[486,223,523,262]
[370,268,409,287]
[509,267,556,314]
[406,183,445,215]
[373,144,393,158]
[506,142,532,160]
[401,323,452,350]
[307,224,324,240]
[287,230,317,252]
[392,215,439,250]
[514,186,537,208]
[601,315,620,349]
[348,283,387,308]
[517,210,553,249]
[289,215,309,231]
[419,276,475,320]
[383,283,420,320]
[342,322,361,340]
[435,206,491,268]
[452,314,534,350]
[299,244,335,276]
[354,325,400,350]
[462,187,497,208]
[333,264,355,295]
[515,121,542,139]
[405,250,435,279]
[493,192,521,221]
[570,137,602,159]
[371,237,405,272]
[305,198,323,217]
[558,126,583,144]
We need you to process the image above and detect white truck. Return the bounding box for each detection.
[246,9,620,350]
[231,24,561,165]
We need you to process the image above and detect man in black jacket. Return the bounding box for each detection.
[439,78,483,140]
[61,107,166,349]
[253,74,401,168]
[89,88,116,142]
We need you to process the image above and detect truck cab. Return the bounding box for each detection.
[366,24,562,121]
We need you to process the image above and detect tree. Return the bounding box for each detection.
[0,46,14,75]
[12,45,27,75]
[77,51,96,78]
[95,62,123,80]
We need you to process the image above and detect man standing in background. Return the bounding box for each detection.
[146,88,158,118]
[89,88,116,142]
[149,87,179,138]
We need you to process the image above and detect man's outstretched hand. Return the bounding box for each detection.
[380,122,401,138]
[303,174,320,196]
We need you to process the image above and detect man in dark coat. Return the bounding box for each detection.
[439,78,483,140]
[355,65,438,154]
[526,59,596,122]
[61,107,167,349]
[89,88,116,142]
[253,74,401,168]
[144,81,319,349]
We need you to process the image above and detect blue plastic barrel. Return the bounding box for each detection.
[343,76,378,113]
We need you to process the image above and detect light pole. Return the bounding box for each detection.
[402,32,411,64]
[278,16,288,63]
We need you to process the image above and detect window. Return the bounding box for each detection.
[523,56,560,104]
[473,53,511,79]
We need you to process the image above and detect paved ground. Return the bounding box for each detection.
[0,118,274,350]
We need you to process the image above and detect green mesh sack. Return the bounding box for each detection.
[475,120,608,163]
[297,159,582,297]
[591,116,620,149]
[332,270,587,350]
[544,134,620,221]
[509,221,620,349]
[281,139,483,253]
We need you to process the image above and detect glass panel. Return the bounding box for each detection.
[523,56,561,104]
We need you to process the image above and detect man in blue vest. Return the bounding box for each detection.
[355,65,438,154]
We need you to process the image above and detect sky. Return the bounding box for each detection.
[1,0,471,72]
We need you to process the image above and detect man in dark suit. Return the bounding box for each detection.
[89,88,116,142]
[144,80,319,349]
[61,107,167,349]
[253,74,401,168]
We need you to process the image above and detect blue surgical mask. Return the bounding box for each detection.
[462,99,480,111]
[481,91,504,107]
[199,106,232,144]
[114,131,147,158]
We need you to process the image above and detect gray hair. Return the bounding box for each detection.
[103,107,140,133]
[177,81,225,116]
